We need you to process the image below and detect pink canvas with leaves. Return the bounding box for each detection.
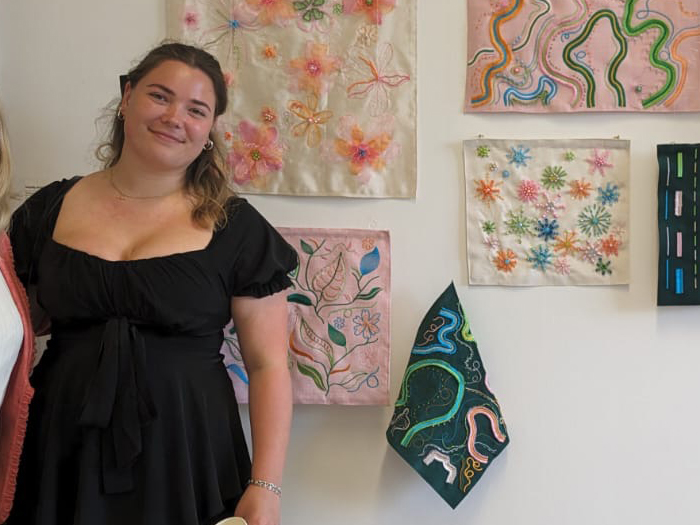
[167,0,416,197]
[221,227,391,404]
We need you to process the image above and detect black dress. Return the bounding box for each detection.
[7,177,297,525]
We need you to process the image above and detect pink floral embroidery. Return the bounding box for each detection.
[578,240,601,264]
[245,0,297,26]
[517,179,540,203]
[553,257,571,275]
[223,71,235,87]
[342,0,396,25]
[261,106,278,123]
[183,10,199,29]
[228,120,285,185]
[534,192,565,218]
[334,115,397,182]
[483,235,500,251]
[585,149,613,176]
[288,41,342,96]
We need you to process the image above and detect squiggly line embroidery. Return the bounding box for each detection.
[504,75,557,105]
[466,406,507,463]
[423,450,457,484]
[412,308,459,355]
[395,360,465,447]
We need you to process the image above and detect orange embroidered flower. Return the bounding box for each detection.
[262,44,278,59]
[343,0,396,25]
[289,41,342,96]
[228,120,285,185]
[288,94,333,148]
[569,179,592,200]
[224,131,234,142]
[334,116,393,179]
[599,235,621,257]
[474,176,503,205]
[261,106,278,123]
[362,237,375,251]
[494,249,517,273]
[245,0,296,26]
[553,230,579,256]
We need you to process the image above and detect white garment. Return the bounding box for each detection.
[0,271,22,406]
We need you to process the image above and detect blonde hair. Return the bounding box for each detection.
[0,106,12,232]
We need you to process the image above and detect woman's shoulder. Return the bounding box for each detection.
[19,176,81,211]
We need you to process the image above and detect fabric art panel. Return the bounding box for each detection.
[386,282,509,509]
[222,227,390,404]
[657,144,700,305]
[167,0,416,197]
[464,138,630,285]
[465,1,700,113]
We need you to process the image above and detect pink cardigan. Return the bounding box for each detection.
[0,232,34,522]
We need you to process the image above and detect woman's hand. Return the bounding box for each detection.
[234,484,281,525]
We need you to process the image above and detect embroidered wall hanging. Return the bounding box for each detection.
[464,138,630,285]
[166,0,416,198]
[222,227,391,404]
[465,1,700,113]
[386,282,509,509]
[657,144,700,305]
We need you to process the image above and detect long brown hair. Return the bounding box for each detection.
[97,42,233,229]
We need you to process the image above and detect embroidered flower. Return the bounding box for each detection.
[483,235,500,251]
[228,120,285,186]
[534,192,565,219]
[362,237,375,251]
[517,179,540,203]
[261,106,278,123]
[474,176,503,205]
[506,145,532,167]
[535,218,559,242]
[289,41,342,96]
[527,244,553,272]
[183,10,200,29]
[223,71,235,87]
[578,204,611,237]
[476,145,490,158]
[334,115,397,182]
[541,166,567,190]
[596,182,620,206]
[289,94,333,147]
[595,258,612,276]
[564,151,576,161]
[553,257,571,275]
[342,0,396,25]
[224,131,234,142]
[262,44,278,59]
[553,230,579,256]
[489,162,498,172]
[352,308,381,340]
[333,3,344,15]
[294,0,328,23]
[355,24,378,46]
[569,179,592,200]
[599,235,621,257]
[482,220,496,234]
[578,240,601,264]
[494,249,517,273]
[502,169,511,179]
[585,149,614,176]
[333,317,345,329]
[505,209,534,241]
[245,0,297,26]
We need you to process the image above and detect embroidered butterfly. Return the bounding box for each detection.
[346,42,410,116]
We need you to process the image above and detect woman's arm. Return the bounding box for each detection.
[231,290,292,525]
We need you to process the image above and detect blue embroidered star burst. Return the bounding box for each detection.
[596,183,620,206]
[527,244,553,272]
[535,218,559,242]
[506,145,532,167]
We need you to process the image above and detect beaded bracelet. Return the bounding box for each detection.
[248,478,282,496]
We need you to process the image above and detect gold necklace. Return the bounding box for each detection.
[108,168,183,201]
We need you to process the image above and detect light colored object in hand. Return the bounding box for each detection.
[215,518,248,525]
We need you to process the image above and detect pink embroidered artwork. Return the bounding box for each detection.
[221,228,391,404]
[465,1,700,113]
[167,0,416,197]
[464,138,630,286]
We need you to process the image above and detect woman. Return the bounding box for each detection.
[0,105,35,523]
[8,43,295,525]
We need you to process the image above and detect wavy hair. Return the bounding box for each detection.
[0,106,12,232]
[97,42,233,229]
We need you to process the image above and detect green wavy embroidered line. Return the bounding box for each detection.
[622,0,675,108]
[562,9,627,108]
[395,359,465,447]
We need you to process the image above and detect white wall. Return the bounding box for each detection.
[2,1,700,524]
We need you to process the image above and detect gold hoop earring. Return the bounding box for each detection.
[117,107,124,121]
[203,139,214,151]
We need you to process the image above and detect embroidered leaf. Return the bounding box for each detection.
[289,264,300,279]
[359,247,380,275]
[357,287,382,301]
[327,323,347,347]
[311,252,346,301]
[300,239,314,255]
[299,318,334,362]
[312,0,325,5]
[297,362,325,391]
[293,1,309,11]
[287,293,313,306]
[311,7,324,19]
[303,10,314,21]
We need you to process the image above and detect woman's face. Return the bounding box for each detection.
[121,59,217,172]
